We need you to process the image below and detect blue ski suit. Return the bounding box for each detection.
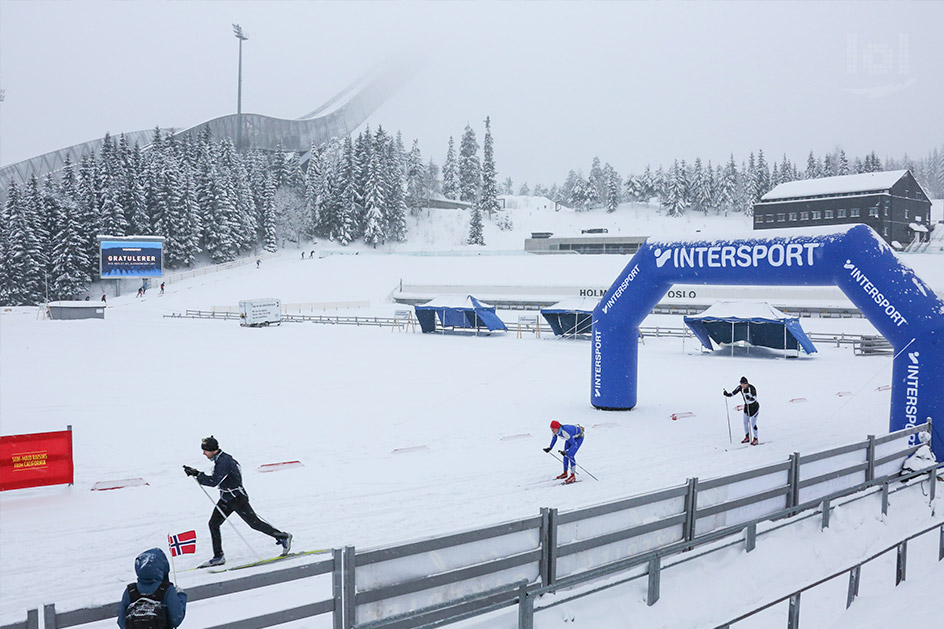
[547,424,584,472]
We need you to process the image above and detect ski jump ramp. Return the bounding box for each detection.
[0,60,413,191]
[592,224,944,459]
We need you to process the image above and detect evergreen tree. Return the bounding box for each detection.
[501,177,514,195]
[3,181,46,304]
[404,139,427,215]
[458,124,481,203]
[603,163,621,213]
[664,160,688,217]
[838,150,850,176]
[261,174,279,253]
[442,137,460,200]
[823,153,835,177]
[382,132,408,242]
[588,157,605,209]
[755,150,770,198]
[806,151,819,179]
[467,206,485,245]
[518,182,531,196]
[479,116,501,218]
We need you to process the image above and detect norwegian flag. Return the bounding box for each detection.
[167,530,197,557]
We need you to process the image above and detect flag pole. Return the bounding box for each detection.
[167,534,178,583]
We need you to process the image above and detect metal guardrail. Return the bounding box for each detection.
[165,311,895,354]
[7,425,929,629]
[1,550,343,629]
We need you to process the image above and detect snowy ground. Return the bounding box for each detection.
[2,201,943,628]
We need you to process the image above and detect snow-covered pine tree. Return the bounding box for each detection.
[588,157,605,209]
[382,132,408,242]
[501,177,514,195]
[806,151,819,179]
[405,139,427,216]
[3,181,46,304]
[838,150,850,176]
[603,163,621,213]
[363,136,386,247]
[518,182,531,196]
[755,150,770,199]
[458,124,481,204]
[823,153,835,177]
[479,117,501,218]
[467,205,485,245]
[45,177,91,300]
[442,137,460,200]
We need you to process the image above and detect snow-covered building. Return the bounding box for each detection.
[752,170,932,249]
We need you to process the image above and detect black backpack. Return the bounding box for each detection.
[125,581,171,629]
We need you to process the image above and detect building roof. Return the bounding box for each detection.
[760,170,909,202]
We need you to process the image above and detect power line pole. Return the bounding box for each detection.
[232,24,248,149]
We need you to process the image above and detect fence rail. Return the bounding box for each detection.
[164,310,892,352]
[6,424,931,629]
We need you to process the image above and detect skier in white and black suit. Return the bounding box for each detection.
[183,436,292,567]
[724,376,760,445]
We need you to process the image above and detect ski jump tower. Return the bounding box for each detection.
[591,224,944,459]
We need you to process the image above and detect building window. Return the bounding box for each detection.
[869,207,879,217]
[905,208,910,219]
[812,210,822,220]
[788,212,797,221]
[851,208,860,217]
[800,211,809,220]
[754,215,763,225]
[837,209,846,218]
[767,214,776,223]
[777,213,786,222]
[824,209,834,219]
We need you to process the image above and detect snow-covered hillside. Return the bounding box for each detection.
[2,202,943,628]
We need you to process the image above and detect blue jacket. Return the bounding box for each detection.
[196,450,247,502]
[117,548,187,628]
[548,424,584,450]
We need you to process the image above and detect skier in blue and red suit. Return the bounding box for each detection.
[543,420,584,484]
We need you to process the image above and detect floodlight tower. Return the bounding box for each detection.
[232,24,249,148]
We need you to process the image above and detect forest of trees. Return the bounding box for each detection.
[1,115,942,307]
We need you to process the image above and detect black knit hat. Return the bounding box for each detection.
[201,436,219,452]
[739,376,748,384]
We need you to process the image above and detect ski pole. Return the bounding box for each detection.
[546,449,599,481]
[723,396,733,444]
[193,479,262,560]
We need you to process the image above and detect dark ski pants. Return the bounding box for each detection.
[209,494,285,557]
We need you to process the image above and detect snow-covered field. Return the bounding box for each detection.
[2,201,943,628]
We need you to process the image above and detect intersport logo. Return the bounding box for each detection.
[904,351,920,443]
[654,242,821,269]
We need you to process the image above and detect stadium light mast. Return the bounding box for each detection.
[232,24,248,148]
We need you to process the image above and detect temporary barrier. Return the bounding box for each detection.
[0,427,74,492]
[591,225,944,459]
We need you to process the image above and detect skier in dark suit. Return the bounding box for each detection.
[724,376,760,445]
[183,436,292,567]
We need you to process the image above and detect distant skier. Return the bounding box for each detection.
[160,282,165,295]
[256,259,261,269]
[117,547,187,628]
[101,293,107,303]
[183,436,292,567]
[724,376,760,445]
[543,420,584,484]
[136,287,143,298]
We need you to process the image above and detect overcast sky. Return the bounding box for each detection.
[1,1,941,187]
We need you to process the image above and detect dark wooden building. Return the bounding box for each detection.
[753,170,932,249]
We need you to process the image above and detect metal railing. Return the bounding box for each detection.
[2,550,343,629]
[6,424,929,629]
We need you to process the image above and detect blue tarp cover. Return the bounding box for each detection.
[541,297,599,336]
[414,295,508,333]
[683,301,817,354]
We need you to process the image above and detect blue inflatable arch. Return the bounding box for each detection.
[591,224,944,458]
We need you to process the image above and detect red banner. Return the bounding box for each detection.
[0,429,74,491]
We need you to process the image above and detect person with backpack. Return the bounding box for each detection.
[543,420,584,484]
[183,436,292,567]
[117,547,186,628]
[724,376,761,445]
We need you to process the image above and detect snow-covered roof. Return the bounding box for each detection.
[688,300,792,321]
[760,170,908,202]
[910,223,929,233]
[417,295,495,309]
[542,296,600,313]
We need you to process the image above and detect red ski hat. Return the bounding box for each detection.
[550,420,561,431]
